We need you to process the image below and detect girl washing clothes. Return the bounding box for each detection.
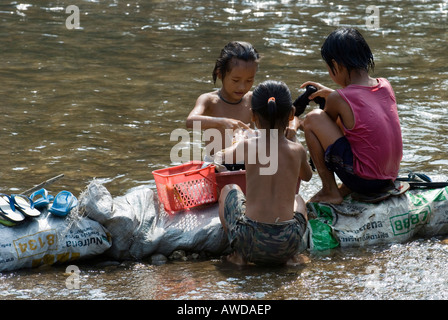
[186,41,260,153]
[217,80,313,266]
[299,27,403,204]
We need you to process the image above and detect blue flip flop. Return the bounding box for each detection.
[30,188,54,209]
[0,194,26,224]
[49,191,78,217]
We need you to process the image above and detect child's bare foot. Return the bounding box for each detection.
[287,253,310,266]
[338,183,352,198]
[225,252,247,266]
[308,189,343,204]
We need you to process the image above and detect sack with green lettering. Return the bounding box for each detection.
[307,187,448,251]
[0,210,112,272]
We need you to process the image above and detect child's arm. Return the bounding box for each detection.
[285,116,300,141]
[187,114,250,131]
[186,94,250,130]
[298,144,313,182]
[300,81,353,130]
[214,139,246,165]
[324,91,354,130]
[294,82,334,135]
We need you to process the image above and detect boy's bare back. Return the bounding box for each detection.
[244,134,311,223]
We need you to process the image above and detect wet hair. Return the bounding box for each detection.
[321,28,375,76]
[213,41,260,84]
[251,80,292,130]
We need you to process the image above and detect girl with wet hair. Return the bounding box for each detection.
[321,27,375,77]
[186,41,260,152]
[299,27,403,204]
[212,41,260,85]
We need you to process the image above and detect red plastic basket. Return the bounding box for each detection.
[152,161,218,214]
[216,170,246,194]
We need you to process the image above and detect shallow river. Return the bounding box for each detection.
[0,0,447,300]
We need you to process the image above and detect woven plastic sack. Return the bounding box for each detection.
[0,208,112,272]
[79,180,229,260]
[308,187,448,251]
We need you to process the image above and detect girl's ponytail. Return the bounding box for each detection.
[267,97,277,129]
[252,80,292,130]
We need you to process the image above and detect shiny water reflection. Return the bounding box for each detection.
[0,0,447,300]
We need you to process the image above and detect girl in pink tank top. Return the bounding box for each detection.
[337,78,402,180]
[298,28,403,204]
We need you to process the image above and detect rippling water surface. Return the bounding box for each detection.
[0,0,447,300]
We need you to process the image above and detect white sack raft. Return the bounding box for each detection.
[78,180,230,260]
[79,180,448,261]
[0,208,112,272]
[308,187,448,251]
[6,180,447,272]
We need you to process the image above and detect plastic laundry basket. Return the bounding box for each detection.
[152,161,218,214]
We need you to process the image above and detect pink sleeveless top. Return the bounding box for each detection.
[337,78,403,180]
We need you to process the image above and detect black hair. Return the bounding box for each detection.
[213,41,260,84]
[321,28,375,76]
[251,80,292,130]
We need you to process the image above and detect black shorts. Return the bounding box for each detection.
[324,136,393,194]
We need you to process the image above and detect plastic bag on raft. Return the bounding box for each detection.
[307,187,448,251]
[0,208,112,272]
[78,180,230,260]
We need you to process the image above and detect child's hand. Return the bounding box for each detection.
[284,127,297,141]
[232,127,258,144]
[297,118,304,132]
[222,118,251,130]
[300,81,334,100]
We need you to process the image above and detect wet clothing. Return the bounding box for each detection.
[223,188,309,265]
[336,78,402,180]
[325,136,394,194]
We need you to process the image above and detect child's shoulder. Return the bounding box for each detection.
[197,90,220,102]
[328,89,351,110]
[280,139,306,158]
[244,90,253,99]
[194,90,222,111]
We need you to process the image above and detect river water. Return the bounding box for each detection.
[0,0,447,300]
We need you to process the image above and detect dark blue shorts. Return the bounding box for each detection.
[324,136,393,194]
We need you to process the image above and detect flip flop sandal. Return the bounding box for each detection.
[49,191,78,217]
[351,181,410,204]
[386,181,410,196]
[396,172,448,189]
[30,188,54,209]
[0,194,25,223]
[351,191,391,204]
[11,194,42,218]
